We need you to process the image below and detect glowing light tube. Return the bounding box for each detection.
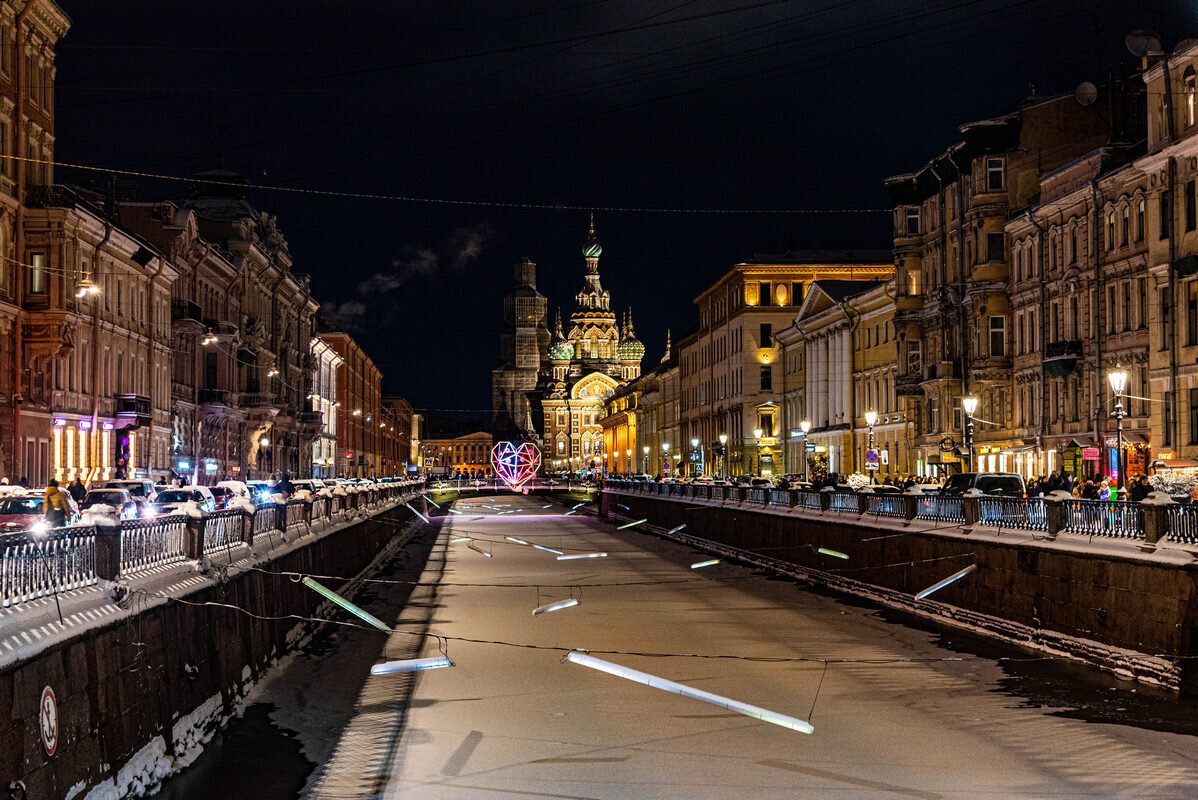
[542,504,552,509]
[451,537,471,543]
[572,503,586,509]
[556,552,607,560]
[532,598,580,616]
[532,544,564,555]
[371,656,452,674]
[405,502,429,524]
[468,542,493,558]
[426,497,442,508]
[566,652,813,734]
[915,564,977,600]
[691,559,720,569]
[618,518,648,530]
[565,510,578,516]
[302,578,391,632]
[505,536,531,546]
[667,524,687,534]
[448,509,463,515]
[817,548,848,559]
[617,503,630,510]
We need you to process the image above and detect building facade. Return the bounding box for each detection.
[310,336,342,478]
[321,331,382,479]
[491,257,549,442]
[421,431,493,476]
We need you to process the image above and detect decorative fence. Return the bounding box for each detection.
[0,526,97,608]
[828,492,860,513]
[0,481,422,608]
[977,497,1047,531]
[120,516,187,573]
[1168,506,1198,544]
[916,496,966,523]
[1062,499,1143,539]
[866,494,906,518]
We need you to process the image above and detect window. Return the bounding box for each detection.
[1161,191,1173,240]
[27,251,44,294]
[759,282,772,307]
[1137,198,1145,241]
[928,397,940,433]
[1190,281,1198,346]
[1121,206,1130,246]
[952,397,962,432]
[1123,282,1132,332]
[760,365,772,391]
[1107,211,1115,250]
[1070,229,1078,264]
[986,233,1004,262]
[1187,181,1196,232]
[759,323,772,346]
[989,316,1005,358]
[1162,287,1173,350]
[1190,389,1198,445]
[1138,278,1147,329]
[907,340,921,375]
[1069,296,1079,339]
[1107,286,1117,334]
[905,207,919,235]
[1187,67,1197,127]
[1165,391,1174,447]
[986,157,1004,191]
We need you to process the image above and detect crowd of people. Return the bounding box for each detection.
[1024,470,1153,502]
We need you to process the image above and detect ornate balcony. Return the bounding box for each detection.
[895,373,924,397]
[240,391,278,421]
[1044,340,1082,378]
[115,394,151,429]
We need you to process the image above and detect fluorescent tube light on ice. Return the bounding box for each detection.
[532,598,580,615]
[371,656,453,674]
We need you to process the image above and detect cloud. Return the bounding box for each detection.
[320,300,367,330]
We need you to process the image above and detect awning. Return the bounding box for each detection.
[1002,444,1037,454]
[1152,459,1198,470]
[1066,436,1096,448]
[1120,432,1148,444]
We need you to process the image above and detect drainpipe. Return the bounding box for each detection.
[1090,182,1104,475]
[929,164,950,365]
[946,148,971,406]
[1025,210,1047,473]
[145,254,165,480]
[1167,156,1180,450]
[89,221,113,480]
[11,0,35,480]
[840,300,863,473]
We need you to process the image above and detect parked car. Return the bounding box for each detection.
[153,486,216,514]
[939,472,1026,498]
[209,486,234,510]
[80,489,140,520]
[0,492,80,532]
[98,479,158,503]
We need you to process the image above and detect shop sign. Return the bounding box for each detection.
[1081,447,1100,460]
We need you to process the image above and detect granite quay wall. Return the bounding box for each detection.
[601,484,1198,693]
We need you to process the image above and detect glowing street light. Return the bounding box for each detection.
[864,410,877,483]
[753,428,763,477]
[962,396,978,472]
[800,420,811,481]
[1108,369,1129,489]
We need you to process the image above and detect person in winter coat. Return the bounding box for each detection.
[43,479,70,528]
[68,478,87,503]
[1081,480,1099,500]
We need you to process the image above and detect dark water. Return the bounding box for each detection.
[157,525,441,799]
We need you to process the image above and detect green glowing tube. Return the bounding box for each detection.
[618,518,648,530]
[426,497,442,508]
[302,577,390,632]
[817,548,848,559]
[404,502,429,524]
[451,537,471,543]
[667,524,687,534]
[691,559,720,569]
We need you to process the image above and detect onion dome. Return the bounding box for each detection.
[548,310,574,361]
[582,212,602,259]
[616,310,645,362]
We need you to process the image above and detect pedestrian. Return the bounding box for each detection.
[17,476,28,488]
[68,477,87,503]
[0,477,8,485]
[1059,471,1074,494]
[43,479,70,528]
[1097,478,1112,501]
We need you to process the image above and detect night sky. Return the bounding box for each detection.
[53,1,1191,417]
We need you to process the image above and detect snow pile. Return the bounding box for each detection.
[182,500,204,519]
[268,492,289,505]
[215,480,249,497]
[228,495,256,514]
[333,486,348,497]
[317,487,335,498]
[293,488,313,502]
[83,735,172,800]
[171,692,224,769]
[79,505,120,527]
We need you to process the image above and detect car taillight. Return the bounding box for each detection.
[1022,492,1027,499]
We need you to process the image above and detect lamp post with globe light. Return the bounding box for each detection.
[661,442,670,477]
[962,396,978,473]
[864,410,877,483]
[1108,369,1129,490]
[690,437,700,476]
[642,445,649,475]
[753,428,763,476]
[800,420,811,481]
[626,448,632,476]
[719,433,728,480]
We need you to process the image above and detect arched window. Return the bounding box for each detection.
[1106,210,1115,250]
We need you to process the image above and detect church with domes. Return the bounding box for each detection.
[492,216,645,470]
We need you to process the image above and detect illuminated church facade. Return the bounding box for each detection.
[492,218,644,470]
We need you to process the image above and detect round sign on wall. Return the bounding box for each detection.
[40,685,58,756]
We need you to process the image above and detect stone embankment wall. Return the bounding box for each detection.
[601,490,1198,692]
[0,507,409,800]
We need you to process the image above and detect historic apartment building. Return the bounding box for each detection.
[677,253,892,477]
[310,335,343,478]
[322,331,382,479]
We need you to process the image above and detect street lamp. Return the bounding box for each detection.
[626,448,632,475]
[718,433,728,480]
[800,420,811,482]
[661,442,670,476]
[962,396,979,473]
[642,445,649,474]
[864,410,877,483]
[1108,369,1129,490]
[690,437,700,477]
[753,428,763,477]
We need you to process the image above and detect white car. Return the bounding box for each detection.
[152,486,216,514]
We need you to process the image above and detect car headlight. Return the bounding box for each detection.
[142,507,157,518]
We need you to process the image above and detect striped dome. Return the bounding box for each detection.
[549,338,574,361]
[616,336,644,361]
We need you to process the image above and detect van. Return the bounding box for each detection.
[939,472,1026,497]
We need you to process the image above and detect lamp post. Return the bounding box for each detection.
[661,442,670,477]
[642,445,649,474]
[753,427,763,477]
[718,433,727,480]
[864,410,877,483]
[962,396,978,473]
[626,447,632,476]
[800,419,811,482]
[1108,370,1129,490]
[690,437,700,477]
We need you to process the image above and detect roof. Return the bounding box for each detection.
[809,280,886,303]
[741,249,894,266]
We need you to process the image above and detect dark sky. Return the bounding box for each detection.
[53,1,1191,416]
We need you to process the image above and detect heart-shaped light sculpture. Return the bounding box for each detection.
[490,441,541,490]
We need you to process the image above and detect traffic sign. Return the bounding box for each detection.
[865,448,880,471]
[40,685,57,756]
[424,458,433,467]
[805,443,816,452]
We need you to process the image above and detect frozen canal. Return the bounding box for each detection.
[168,493,1198,798]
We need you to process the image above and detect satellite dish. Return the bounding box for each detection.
[1075,81,1098,107]
[1125,29,1161,58]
